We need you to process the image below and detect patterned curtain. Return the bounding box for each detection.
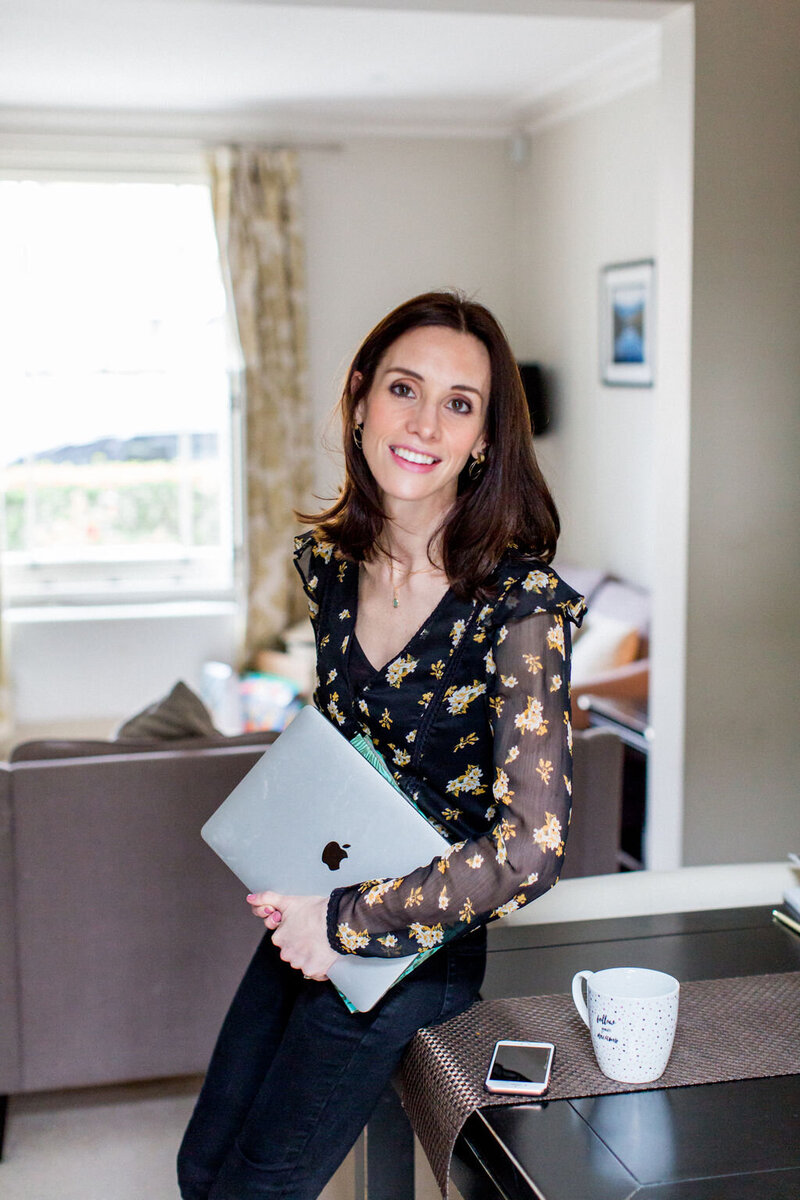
[210,147,313,665]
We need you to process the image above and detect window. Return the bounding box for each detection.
[0,178,240,607]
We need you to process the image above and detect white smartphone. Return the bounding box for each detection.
[484,1039,555,1096]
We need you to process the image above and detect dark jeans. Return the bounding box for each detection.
[177,926,486,1200]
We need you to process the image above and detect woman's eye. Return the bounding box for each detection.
[448,396,472,413]
[390,381,414,398]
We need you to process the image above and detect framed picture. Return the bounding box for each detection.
[600,259,655,387]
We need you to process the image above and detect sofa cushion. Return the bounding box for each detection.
[114,680,217,741]
[570,612,640,685]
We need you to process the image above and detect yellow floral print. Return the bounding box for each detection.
[547,618,565,658]
[533,812,564,855]
[446,765,486,796]
[454,732,479,752]
[514,696,548,736]
[490,894,527,919]
[536,759,554,785]
[450,619,466,646]
[522,569,550,592]
[493,768,515,804]
[294,527,585,961]
[337,923,370,952]
[445,681,486,715]
[493,817,517,864]
[363,880,393,906]
[386,654,417,688]
[409,922,445,949]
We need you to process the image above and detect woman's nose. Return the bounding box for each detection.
[407,399,439,441]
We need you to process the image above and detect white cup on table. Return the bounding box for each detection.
[572,967,680,1084]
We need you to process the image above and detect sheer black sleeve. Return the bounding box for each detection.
[327,609,574,957]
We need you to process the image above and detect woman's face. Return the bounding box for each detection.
[354,325,490,516]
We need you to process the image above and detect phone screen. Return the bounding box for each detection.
[486,1041,554,1091]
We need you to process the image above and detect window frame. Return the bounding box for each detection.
[0,155,246,612]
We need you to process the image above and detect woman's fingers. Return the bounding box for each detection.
[246,890,284,922]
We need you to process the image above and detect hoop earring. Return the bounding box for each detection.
[468,449,486,480]
[353,424,363,449]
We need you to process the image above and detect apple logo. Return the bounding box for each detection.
[322,841,350,871]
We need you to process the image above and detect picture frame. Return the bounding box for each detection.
[599,259,655,387]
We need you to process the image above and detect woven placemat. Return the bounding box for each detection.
[401,971,800,1197]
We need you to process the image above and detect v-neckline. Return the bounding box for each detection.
[347,565,456,677]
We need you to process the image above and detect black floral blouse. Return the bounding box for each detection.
[293,530,586,960]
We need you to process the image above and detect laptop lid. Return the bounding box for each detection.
[201,705,450,1010]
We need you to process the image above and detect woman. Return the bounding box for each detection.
[178,291,585,1200]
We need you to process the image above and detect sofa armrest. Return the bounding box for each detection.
[571,659,649,729]
[0,765,20,1093]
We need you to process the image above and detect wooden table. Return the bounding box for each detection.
[450,904,800,1200]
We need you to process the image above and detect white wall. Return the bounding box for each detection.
[301,136,515,501]
[5,604,239,730]
[681,0,800,864]
[511,86,658,590]
[6,134,515,730]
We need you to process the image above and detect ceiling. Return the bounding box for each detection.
[0,0,666,139]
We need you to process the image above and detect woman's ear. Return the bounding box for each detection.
[351,372,364,425]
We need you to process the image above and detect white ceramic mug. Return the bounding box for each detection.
[572,966,680,1084]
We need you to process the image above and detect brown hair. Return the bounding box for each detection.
[299,291,559,599]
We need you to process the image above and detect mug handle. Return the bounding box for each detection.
[571,970,593,1027]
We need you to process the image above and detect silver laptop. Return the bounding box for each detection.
[201,705,450,1011]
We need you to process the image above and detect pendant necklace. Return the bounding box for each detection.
[389,559,439,608]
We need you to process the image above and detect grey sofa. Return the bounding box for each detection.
[0,724,621,1156]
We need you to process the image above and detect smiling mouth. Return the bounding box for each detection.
[391,446,440,466]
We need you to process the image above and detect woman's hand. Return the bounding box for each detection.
[247,891,339,981]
